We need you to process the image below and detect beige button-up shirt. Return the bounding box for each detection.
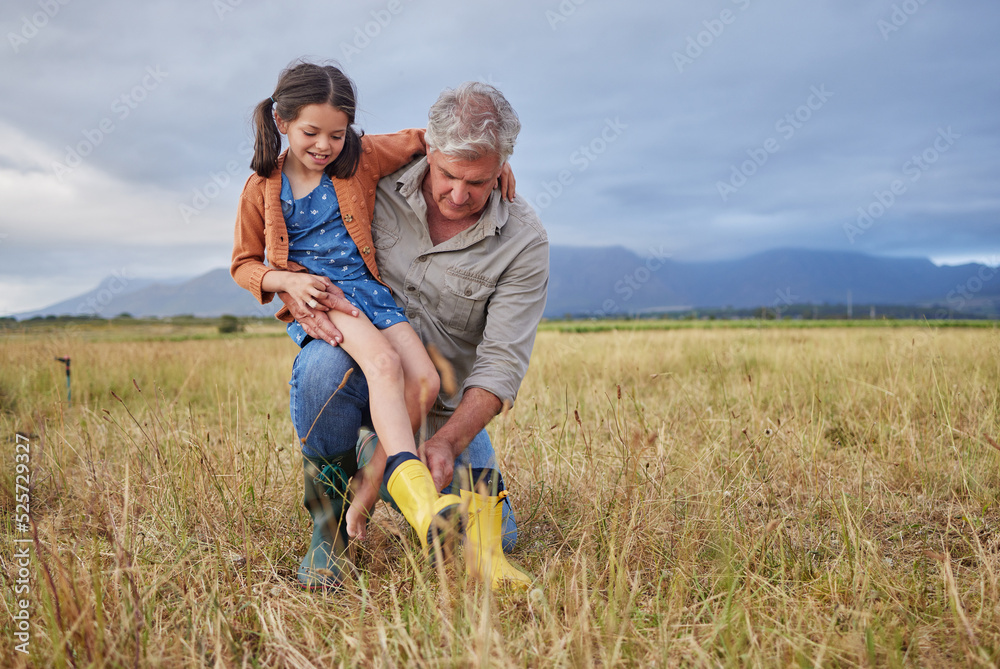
[372,157,549,417]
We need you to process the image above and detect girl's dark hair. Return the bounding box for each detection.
[251,60,363,179]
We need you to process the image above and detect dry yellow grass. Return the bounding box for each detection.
[1,324,999,667]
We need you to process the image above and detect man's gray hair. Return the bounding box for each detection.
[425,82,521,164]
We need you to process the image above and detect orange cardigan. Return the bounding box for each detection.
[231,129,425,321]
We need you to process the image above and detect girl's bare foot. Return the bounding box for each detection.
[345,471,379,540]
[345,502,368,541]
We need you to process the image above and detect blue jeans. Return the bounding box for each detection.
[289,339,518,551]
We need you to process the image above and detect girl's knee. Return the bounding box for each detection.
[368,347,404,383]
[423,367,441,403]
[409,361,440,410]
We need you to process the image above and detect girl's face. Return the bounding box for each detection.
[276,103,349,175]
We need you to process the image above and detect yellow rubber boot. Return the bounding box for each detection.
[462,489,533,590]
[385,457,463,559]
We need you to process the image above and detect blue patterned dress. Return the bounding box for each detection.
[281,173,407,346]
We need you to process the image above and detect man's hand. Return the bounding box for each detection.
[312,277,359,318]
[419,434,458,492]
[418,388,504,491]
[277,280,358,346]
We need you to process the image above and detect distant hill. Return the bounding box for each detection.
[16,269,280,320]
[547,247,1000,318]
[14,247,1000,320]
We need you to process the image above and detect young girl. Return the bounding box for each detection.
[231,61,507,587]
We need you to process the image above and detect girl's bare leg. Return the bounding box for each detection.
[382,323,441,433]
[344,322,440,540]
[323,312,415,539]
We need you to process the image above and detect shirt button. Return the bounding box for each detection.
[406,284,416,292]
[361,245,371,255]
[417,256,428,263]
[464,288,473,296]
[406,309,416,319]
[344,214,353,223]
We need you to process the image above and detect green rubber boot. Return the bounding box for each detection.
[297,454,357,590]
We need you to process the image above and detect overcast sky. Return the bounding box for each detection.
[2,0,998,314]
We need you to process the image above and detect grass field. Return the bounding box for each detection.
[2,322,999,667]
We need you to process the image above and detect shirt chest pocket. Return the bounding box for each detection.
[371,220,399,250]
[443,270,495,333]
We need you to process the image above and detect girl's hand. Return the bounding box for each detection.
[498,161,516,202]
[286,272,330,311]
[277,279,358,347]
[264,271,331,312]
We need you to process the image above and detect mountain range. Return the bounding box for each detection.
[14,247,1000,320]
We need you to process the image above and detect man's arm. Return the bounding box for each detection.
[423,232,549,490]
[419,387,502,492]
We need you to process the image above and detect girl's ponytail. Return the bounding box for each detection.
[250,97,282,177]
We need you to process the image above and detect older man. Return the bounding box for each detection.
[284,82,548,589]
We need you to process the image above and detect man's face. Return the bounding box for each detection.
[424,150,503,221]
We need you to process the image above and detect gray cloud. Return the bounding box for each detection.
[2,0,999,313]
